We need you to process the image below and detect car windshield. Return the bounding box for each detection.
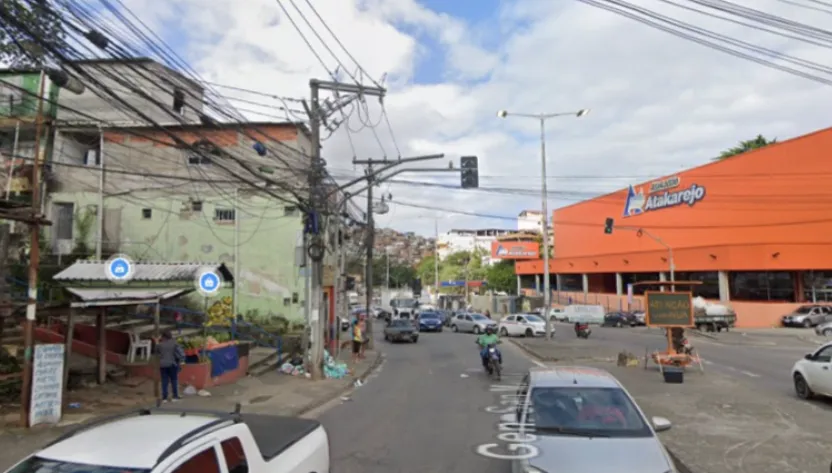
[526,387,652,438]
[795,306,814,314]
[8,457,149,473]
[421,312,439,319]
[525,315,543,322]
[390,320,410,327]
[471,314,488,321]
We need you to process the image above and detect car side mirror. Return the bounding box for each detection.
[652,416,672,432]
[805,353,814,360]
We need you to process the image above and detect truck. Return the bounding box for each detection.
[390,296,419,320]
[692,296,736,332]
[4,406,330,473]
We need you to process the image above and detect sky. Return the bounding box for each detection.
[107,0,832,237]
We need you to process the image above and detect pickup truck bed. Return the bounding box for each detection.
[241,414,322,461]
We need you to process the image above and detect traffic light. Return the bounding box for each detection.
[460,156,479,189]
[411,277,422,296]
[604,217,614,234]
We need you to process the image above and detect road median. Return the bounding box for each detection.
[511,338,831,473]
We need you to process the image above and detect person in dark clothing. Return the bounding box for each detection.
[154,330,185,402]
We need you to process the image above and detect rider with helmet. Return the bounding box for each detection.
[476,325,502,369]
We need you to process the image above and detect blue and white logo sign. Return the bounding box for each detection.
[196,268,222,297]
[105,254,134,283]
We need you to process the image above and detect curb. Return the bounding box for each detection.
[688,330,718,340]
[508,339,555,362]
[295,350,384,416]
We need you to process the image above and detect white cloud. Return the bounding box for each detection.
[114,0,832,236]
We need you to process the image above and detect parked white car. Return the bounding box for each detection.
[3,406,330,473]
[792,342,832,400]
[498,313,554,337]
[815,320,832,336]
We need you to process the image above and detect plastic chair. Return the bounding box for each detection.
[128,331,152,363]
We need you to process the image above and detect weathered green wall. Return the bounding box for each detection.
[0,72,60,119]
[47,190,307,321]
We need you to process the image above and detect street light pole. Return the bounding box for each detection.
[497,108,590,341]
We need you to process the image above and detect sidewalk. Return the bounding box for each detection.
[511,338,831,473]
[692,326,828,347]
[0,349,382,471]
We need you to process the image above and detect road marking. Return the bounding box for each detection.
[702,359,714,365]
[740,370,761,378]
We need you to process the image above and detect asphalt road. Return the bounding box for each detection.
[576,323,818,399]
[316,327,538,473]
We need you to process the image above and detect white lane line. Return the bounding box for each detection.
[530,358,546,368]
[700,359,761,377]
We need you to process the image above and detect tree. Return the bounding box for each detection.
[714,135,776,161]
[485,260,516,294]
[0,0,66,67]
[370,257,415,288]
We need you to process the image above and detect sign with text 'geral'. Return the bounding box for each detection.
[30,344,65,426]
[645,291,694,328]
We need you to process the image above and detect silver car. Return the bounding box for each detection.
[509,366,676,473]
[782,305,832,328]
[450,313,497,334]
[815,321,832,336]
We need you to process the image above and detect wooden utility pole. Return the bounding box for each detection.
[20,71,47,427]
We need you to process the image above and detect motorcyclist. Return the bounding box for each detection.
[476,325,502,368]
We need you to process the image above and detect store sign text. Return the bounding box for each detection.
[623,176,706,218]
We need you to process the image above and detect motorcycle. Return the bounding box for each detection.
[575,324,591,339]
[485,344,502,380]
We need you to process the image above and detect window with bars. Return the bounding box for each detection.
[214,208,236,222]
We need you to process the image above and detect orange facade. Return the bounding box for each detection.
[516,126,832,275]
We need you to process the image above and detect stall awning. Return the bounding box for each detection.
[66,288,193,308]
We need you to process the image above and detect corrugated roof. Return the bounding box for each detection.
[53,261,233,282]
[66,288,191,302]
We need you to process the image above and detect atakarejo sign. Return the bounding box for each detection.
[623,176,706,218]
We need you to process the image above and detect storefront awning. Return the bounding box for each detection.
[66,287,193,308]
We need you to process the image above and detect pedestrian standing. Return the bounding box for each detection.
[154,330,185,403]
[351,318,363,363]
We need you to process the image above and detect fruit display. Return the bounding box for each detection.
[205,296,234,327]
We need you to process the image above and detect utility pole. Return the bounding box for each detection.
[94,127,105,260]
[434,218,439,302]
[363,162,375,349]
[20,71,47,427]
[306,79,386,376]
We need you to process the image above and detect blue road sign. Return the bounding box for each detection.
[198,270,221,296]
[440,280,466,287]
[106,256,132,281]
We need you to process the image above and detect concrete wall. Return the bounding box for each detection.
[45,189,307,321]
[56,60,203,126]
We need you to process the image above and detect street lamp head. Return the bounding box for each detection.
[576,108,590,118]
[497,110,508,118]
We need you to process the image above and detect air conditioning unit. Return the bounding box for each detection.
[54,239,72,256]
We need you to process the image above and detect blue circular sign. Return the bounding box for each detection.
[197,270,221,296]
[105,255,133,282]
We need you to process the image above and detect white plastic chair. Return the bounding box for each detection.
[128,331,152,363]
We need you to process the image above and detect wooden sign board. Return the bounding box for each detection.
[645,291,694,328]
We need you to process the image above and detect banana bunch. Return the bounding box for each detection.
[205,296,234,327]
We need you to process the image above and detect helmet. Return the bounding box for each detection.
[485,325,495,334]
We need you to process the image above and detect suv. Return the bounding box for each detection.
[782,305,832,328]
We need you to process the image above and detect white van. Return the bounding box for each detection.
[563,305,605,325]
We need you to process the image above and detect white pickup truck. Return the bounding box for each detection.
[3,406,330,473]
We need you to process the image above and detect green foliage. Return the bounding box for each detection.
[485,261,516,294]
[0,0,67,67]
[416,249,517,295]
[714,135,776,161]
[70,206,95,260]
[371,257,416,287]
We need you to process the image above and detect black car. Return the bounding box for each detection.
[604,311,637,327]
[384,319,419,343]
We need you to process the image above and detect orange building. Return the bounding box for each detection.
[515,127,832,328]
